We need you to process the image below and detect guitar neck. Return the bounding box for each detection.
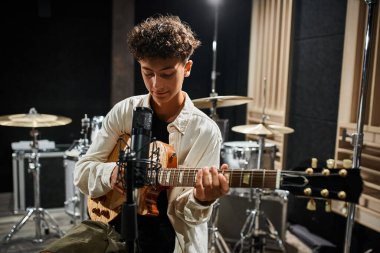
[153,168,280,189]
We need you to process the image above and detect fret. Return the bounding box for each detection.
[243,171,250,186]
[224,171,230,186]
[262,170,266,188]
[187,168,191,186]
[179,169,183,185]
[173,169,178,186]
[166,170,171,184]
[170,169,174,186]
[276,170,280,189]
[239,170,243,187]
[250,169,254,188]
[159,170,164,185]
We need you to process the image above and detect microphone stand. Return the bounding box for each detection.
[343,1,376,252]
[122,150,138,253]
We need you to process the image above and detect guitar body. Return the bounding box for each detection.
[87,135,177,223]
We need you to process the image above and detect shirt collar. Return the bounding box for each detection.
[141,92,194,135]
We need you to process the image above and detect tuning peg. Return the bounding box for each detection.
[307,198,317,211]
[320,189,329,198]
[326,159,335,169]
[304,187,312,196]
[305,167,314,175]
[325,200,332,212]
[322,168,330,176]
[339,169,348,177]
[311,158,318,168]
[343,159,352,169]
[338,191,347,200]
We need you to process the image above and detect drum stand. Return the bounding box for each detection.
[64,114,90,224]
[208,201,231,253]
[233,189,285,253]
[2,129,64,243]
[232,133,285,253]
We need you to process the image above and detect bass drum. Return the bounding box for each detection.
[221,141,277,170]
[64,141,88,223]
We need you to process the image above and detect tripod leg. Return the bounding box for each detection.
[214,231,231,253]
[263,214,286,252]
[42,209,65,237]
[2,208,34,243]
[233,210,257,253]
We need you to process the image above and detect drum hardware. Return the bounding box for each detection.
[208,201,231,253]
[90,115,104,143]
[0,108,71,243]
[64,114,101,224]
[228,89,293,251]
[201,0,252,251]
[343,1,375,252]
[81,114,91,147]
[232,189,285,253]
[231,78,293,139]
[226,135,286,252]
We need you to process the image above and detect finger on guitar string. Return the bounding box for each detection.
[210,166,220,188]
[218,164,230,194]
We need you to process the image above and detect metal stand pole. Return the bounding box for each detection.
[257,136,265,169]
[344,1,376,252]
[2,129,64,243]
[208,201,231,253]
[232,189,285,253]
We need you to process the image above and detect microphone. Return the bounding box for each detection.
[130,106,153,188]
[122,106,152,248]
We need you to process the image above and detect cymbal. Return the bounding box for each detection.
[0,108,72,128]
[192,95,253,109]
[232,123,294,136]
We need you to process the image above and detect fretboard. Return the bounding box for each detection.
[148,168,280,189]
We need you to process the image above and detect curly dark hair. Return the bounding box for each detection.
[127,15,201,61]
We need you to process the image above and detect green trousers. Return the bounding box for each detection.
[41,220,126,253]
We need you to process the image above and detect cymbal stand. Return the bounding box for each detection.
[232,189,285,253]
[207,0,229,142]
[208,201,231,253]
[207,1,230,252]
[344,1,376,252]
[2,128,64,243]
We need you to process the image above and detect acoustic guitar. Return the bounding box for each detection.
[87,135,363,223]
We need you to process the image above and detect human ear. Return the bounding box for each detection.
[184,60,193,77]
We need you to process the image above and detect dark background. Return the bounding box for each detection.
[0,0,378,252]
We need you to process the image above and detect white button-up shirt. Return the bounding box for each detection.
[74,92,222,253]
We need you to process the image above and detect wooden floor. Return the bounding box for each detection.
[0,193,312,253]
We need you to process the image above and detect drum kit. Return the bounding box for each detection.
[0,108,71,243]
[194,93,294,253]
[0,108,104,243]
[63,114,104,224]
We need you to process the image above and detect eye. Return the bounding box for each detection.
[160,73,175,79]
[143,72,154,78]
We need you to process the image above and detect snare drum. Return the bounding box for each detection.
[64,141,88,223]
[221,141,277,170]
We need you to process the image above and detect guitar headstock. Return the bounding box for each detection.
[281,158,363,211]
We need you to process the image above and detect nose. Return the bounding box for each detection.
[152,75,163,89]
